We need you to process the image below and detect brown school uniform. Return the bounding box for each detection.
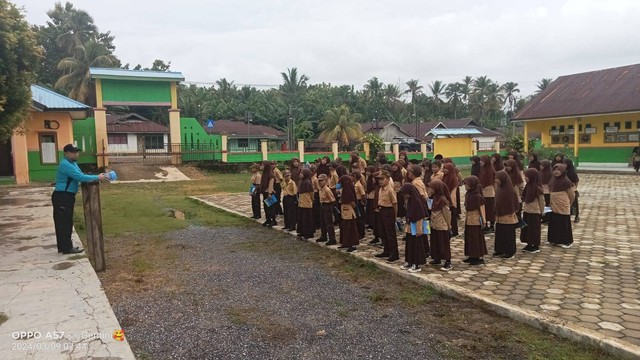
[282,178,298,230]
[431,171,444,181]
[548,187,575,246]
[378,183,398,257]
[482,185,496,222]
[250,172,262,218]
[340,202,359,247]
[430,207,452,261]
[521,194,545,246]
[354,181,366,239]
[319,184,336,241]
[464,206,488,259]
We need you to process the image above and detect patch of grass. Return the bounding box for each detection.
[511,325,613,360]
[132,257,153,273]
[398,287,436,307]
[367,289,391,303]
[0,312,8,325]
[67,255,87,260]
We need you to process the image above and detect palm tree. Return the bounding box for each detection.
[318,105,363,147]
[55,40,117,105]
[215,78,236,99]
[364,77,384,122]
[428,80,447,116]
[280,67,309,149]
[536,78,553,94]
[445,82,462,119]
[48,2,98,53]
[404,79,423,118]
[383,84,401,113]
[502,81,520,114]
[460,76,473,104]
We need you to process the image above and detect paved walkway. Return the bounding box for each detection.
[0,187,134,360]
[194,173,640,358]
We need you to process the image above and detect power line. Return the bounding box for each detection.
[182,80,279,88]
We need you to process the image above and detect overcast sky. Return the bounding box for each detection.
[14,0,640,97]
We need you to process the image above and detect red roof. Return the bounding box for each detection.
[513,63,640,121]
[205,119,286,138]
[106,113,169,134]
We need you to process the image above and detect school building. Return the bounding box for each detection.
[513,63,640,167]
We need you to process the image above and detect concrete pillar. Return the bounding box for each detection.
[432,139,437,155]
[221,134,228,163]
[494,139,501,154]
[94,108,108,168]
[383,141,391,153]
[168,109,181,165]
[363,142,370,161]
[472,141,478,156]
[298,139,305,163]
[11,133,29,184]
[95,79,103,109]
[523,122,529,154]
[421,143,427,159]
[261,139,268,161]
[392,143,400,161]
[574,117,580,165]
[331,141,339,160]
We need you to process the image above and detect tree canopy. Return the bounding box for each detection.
[0,0,42,141]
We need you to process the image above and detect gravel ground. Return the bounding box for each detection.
[112,226,445,360]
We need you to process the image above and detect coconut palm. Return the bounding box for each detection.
[364,77,384,121]
[536,78,553,94]
[428,80,447,116]
[445,82,463,119]
[318,105,363,147]
[502,81,520,114]
[460,76,473,104]
[55,40,117,105]
[404,79,423,118]
[280,67,309,148]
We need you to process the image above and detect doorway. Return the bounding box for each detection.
[0,139,14,176]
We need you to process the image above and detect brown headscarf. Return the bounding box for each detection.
[427,179,452,212]
[290,157,301,185]
[339,175,356,204]
[540,159,552,185]
[298,168,314,193]
[504,159,524,186]
[528,153,541,170]
[391,162,404,183]
[479,155,496,188]
[463,175,484,211]
[470,156,481,177]
[508,151,524,171]
[421,159,433,183]
[316,156,331,177]
[260,160,274,191]
[522,168,544,204]
[549,163,573,192]
[494,170,519,216]
[442,163,459,194]
[492,153,504,171]
[400,183,428,222]
[365,165,377,194]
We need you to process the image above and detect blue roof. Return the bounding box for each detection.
[31,85,90,110]
[90,68,185,81]
[427,128,482,137]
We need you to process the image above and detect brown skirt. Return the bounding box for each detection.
[464,225,487,258]
[494,223,516,256]
[520,212,541,246]
[405,234,426,265]
[548,213,573,245]
[485,197,495,222]
[339,218,360,246]
[366,199,376,227]
[430,229,451,261]
[297,208,315,238]
[397,192,406,218]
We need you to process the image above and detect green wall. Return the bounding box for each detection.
[101,79,171,103]
[73,117,97,164]
[228,153,263,163]
[28,151,61,182]
[579,147,634,163]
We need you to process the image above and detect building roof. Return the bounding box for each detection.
[106,113,169,134]
[361,118,502,142]
[30,85,90,120]
[427,128,482,137]
[90,68,185,82]
[205,119,286,138]
[513,63,640,121]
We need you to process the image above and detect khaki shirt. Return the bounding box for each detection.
[329,171,339,188]
[431,207,451,230]
[355,182,366,201]
[319,185,336,204]
[412,178,427,200]
[312,175,320,192]
[523,195,546,215]
[550,189,575,215]
[341,203,356,220]
[431,171,444,181]
[542,184,550,195]
[377,184,397,207]
[482,185,495,198]
[282,179,297,196]
[298,192,313,208]
[496,213,518,224]
[352,158,367,172]
[273,168,284,183]
[465,207,486,226]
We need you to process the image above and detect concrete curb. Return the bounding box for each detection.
[192,195,640,360]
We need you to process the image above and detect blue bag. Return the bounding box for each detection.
[249,184,256,195]
[410,222,417,236]
[423,219,430,235]
[263,194,278,207]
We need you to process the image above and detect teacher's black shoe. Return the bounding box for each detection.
[62,247,84,254]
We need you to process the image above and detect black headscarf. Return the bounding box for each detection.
[540,159,552,185]
[494,170,519,216]
[563,158,579,184]
[470,156,481,177]
[463,175,484,211]
[528,153,540,170]
[260,160,273,191]
[298,168,314,193]
[339,175,356,204]
[400,183,428,222]
[523,168,544,204]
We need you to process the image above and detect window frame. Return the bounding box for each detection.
[38,132,59,165]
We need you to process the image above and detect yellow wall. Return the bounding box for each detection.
[526,112,640,148]
[25,112,75,151]
[432,137,474,157]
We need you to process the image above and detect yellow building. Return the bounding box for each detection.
[9,85,90,184]
[513,63,640,166]
[428,128,480,161]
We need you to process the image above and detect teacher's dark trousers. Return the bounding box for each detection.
[52,191,76,252]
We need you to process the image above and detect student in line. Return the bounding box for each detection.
[431,160,445,181]
[373,170,399,262]
[289,157,302,188]
[271,160,284,216]
[521,168,545,253]
[493,170,519,259]
[563,158,580,223]
[539,159,552,224]
[297,168,315,240]
[352,170,367,240]
[491,153,504,171]
[504,159,525,223]
[399,183,428,272]
[462,176,487,265]
[260,160,277,227]
[249,164,262,219]
[528,152,541,170]
[407,165,430,256]
[337,175,359,253]
[426,179,453,271]
[281,170,298,232]
[470,156,481,177]
[442,163,460,237]
[547,163,575,249]
[479,155,496,233]
[316,174,337,245]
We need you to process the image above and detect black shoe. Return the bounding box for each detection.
[502,254,515,259]
[325,240,337,246]
[574,217,580,223]
[483,227,492,234]
[374,252,390,258]
[368,238,380,245]
[347,246,357,253]
[522,244,533,252]
[429,259,441,265]
[469,258,483,265]
[262,221,270,227]
[62,247,84,254]
[492,252,504,257]
[463,258,471,264]
[441,261,452,271]
[315,238,327,243]
[387,256,399,263]
[338,245,349,249]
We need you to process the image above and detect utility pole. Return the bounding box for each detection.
[288,104,293,150]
